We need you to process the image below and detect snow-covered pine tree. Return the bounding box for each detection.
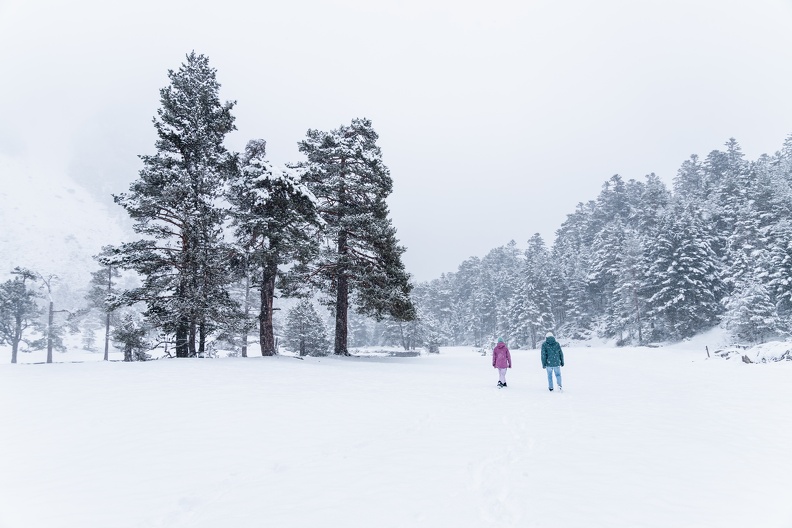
[725,201,764,292]
[379,318,412,350]
[552,201,598,338]
[0,268,41,363]
[592,175,631,229]
[220,248,259,357]
[112,52,238,358]
[229,139,320,356]
[284,299,330,356]
[298,118,415,355]
[481,241,521,341]
[722,275,780,344]
[507,274,537,349]
[700,139,750,258]
[673,154,708,202]
[408,284,446,352]
[519,234,555,348]
[588,219,625,329]
[448,256,495,346]
[769,219,792,319]
[86,247,122,361]
[612,231,648,344]
[636,173,671,235]
[112,315,151,362]
[35,273,68,363]
[348,314,370,347]
[645,204,725,339]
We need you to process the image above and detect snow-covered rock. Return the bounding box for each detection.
[714,341,792,363]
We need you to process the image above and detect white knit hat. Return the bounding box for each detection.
[546,331,554,338]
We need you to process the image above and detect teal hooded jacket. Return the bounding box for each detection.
[541,336,564,368]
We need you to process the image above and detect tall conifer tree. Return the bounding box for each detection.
[298,118,415,355]
[113,52,237,357]
[229,139,320,356]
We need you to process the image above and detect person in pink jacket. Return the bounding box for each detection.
[492,338,512,388]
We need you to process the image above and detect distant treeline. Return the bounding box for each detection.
[411,136,792,348]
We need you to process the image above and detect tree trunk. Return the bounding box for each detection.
[104,264,112,361]
[189,320,197,357]
[11,313,21,364]
[176,317,190,357]
[103,312,111,361]
[46,300,54,364]
[259,269,277,356]
[335,272,349,355]
[241,271,251,358]
[334,228,349,355]
[198,320,206,356]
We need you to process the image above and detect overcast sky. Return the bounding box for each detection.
[1,0,791,282]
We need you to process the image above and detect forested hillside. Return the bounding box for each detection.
[411,136,792,348]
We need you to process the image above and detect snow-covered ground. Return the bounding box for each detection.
[1,342,791,528]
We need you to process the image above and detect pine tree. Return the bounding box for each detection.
[636,173,671,234]
[229,139,320,356]
[82,326,98,352]
[298,118,415,355]
[480,241,521,341]
[86,247,122,361]
[553,202,598,337]
[35,274,68,363]
[0,268,41,363]
[645,204,725,339]
[347,310,372,347]
[722,277,779,344]
[112,315,151,362]
[673,154,708,202]
[588,219,625,323]
[222,250,260,357]
[517,234,555,348]
[112,52,237,358]
[284,300,330,356]
[769,219,792,318]
[612,231,648,344]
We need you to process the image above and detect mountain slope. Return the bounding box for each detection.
[0,154,125,293]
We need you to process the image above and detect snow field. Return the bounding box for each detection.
[1,345,790,528]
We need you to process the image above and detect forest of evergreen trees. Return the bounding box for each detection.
[2,51,791,362]
[411,136,792,349]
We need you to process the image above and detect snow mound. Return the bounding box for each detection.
[713,341,792,363]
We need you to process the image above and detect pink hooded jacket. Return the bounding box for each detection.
[492,342,512,369]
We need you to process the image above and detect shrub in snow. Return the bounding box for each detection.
[112,316,151,362]
[285,300,330,357]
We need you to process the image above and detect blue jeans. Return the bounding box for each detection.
[546,366,562,389]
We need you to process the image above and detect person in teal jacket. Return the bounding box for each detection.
[541,331,564,391]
